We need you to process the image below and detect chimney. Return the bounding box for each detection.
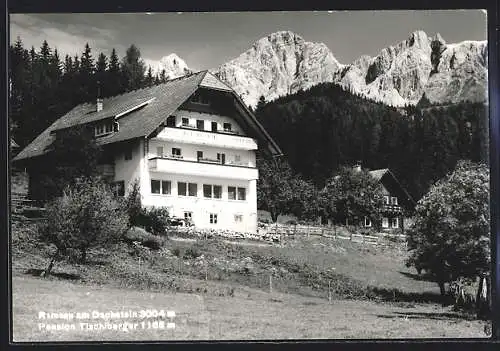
[96,81,103,112]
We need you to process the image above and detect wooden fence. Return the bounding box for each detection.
[259,223,407,246]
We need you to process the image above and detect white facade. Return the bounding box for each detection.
[113,109,259,233]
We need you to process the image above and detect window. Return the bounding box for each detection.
[203,185,222,199]
[384,195,390,205]
[178,182,187,196]
[203,184,212,198]
[166,116,176,127]
[217,153,226,164]
[382,217,389,228]
[113,181,125,197]
[196,120,204,130]
[157,146,164,158]
[171,148,182,158]
[161,180,171,195]
[105,123,113,133]
[182,117,189,126]
[390,217,399,229]
[364,216,372,227]
[197,151,203,161]
[152,179,171,195]
[188,183,197,196]
[391,197,398,205]
[234,214,243,223]
[213,185,222,199]
[210,213,218,224]
[124,148,132,160]
[228,186,236,200]
[151,180,161,194]
[223,123,232,132]
[237,187,246,201]
[95,121,114,136]
[184,212,192,220]
[211,122,218,132]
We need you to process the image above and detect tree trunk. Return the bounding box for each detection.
[270,210,278,223]
[438,280,447,306]
[42,250,59,277]
[80,248,87,264]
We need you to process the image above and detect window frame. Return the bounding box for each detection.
[166,116,176,127]
[391,196,398,205]
[213,185,222,199]
[182,117,189,126]
[209,213,218,224]
[390,217,399,229]
[228,186,236,200]
[382,217,389,228]
[161,180,171,195]
[178,182,187,196]
[364,216,372,227]
[223,122,232,132]
[151,179,161,194]
[237,187,246,201]
[203,184,212,198]
[384,195,390,205]
[171,147,182,157]
[234,214,243,223]
[196,119,204,130]
[188,183,197,197]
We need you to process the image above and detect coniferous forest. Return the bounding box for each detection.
[254,84,489,200]
[9,38,489,202]
[9,38,166,150]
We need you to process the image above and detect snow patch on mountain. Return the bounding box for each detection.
[144,53,192,79]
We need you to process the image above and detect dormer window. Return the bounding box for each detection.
[95,120,114,137]
[223,123,232,132]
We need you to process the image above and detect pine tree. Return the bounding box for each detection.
[121,44,146,91]
[145,66,154,87]
[107,48,122,96]
[79,43,95,102]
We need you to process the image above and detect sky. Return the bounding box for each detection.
[10,10,488,71]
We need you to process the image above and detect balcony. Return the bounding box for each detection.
[381,204,403,213]
[149,157,258,180]
[153,126,258,150]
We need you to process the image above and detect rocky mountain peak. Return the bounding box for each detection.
[215,31,342,107]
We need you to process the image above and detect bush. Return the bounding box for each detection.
[184,247,202,259]
[172,247,182,257]
[135,207,170,235]
[124,227,163,250]
[39,177,129,275]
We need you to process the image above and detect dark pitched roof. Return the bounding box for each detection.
[368,168,389,182]
[14,71,281,162]
[369,168,417,208]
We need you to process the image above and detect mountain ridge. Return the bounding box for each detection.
[145,30,487,108]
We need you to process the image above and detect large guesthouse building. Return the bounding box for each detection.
[13,71,282,234]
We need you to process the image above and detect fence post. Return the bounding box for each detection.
[350,232,353,241]
[269,274,273,294]
[328,280,332,303]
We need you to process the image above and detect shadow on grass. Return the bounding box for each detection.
[376,311,476,321]
[25,268,81,280]
[368,286,449,305]
[398,271,436,282]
